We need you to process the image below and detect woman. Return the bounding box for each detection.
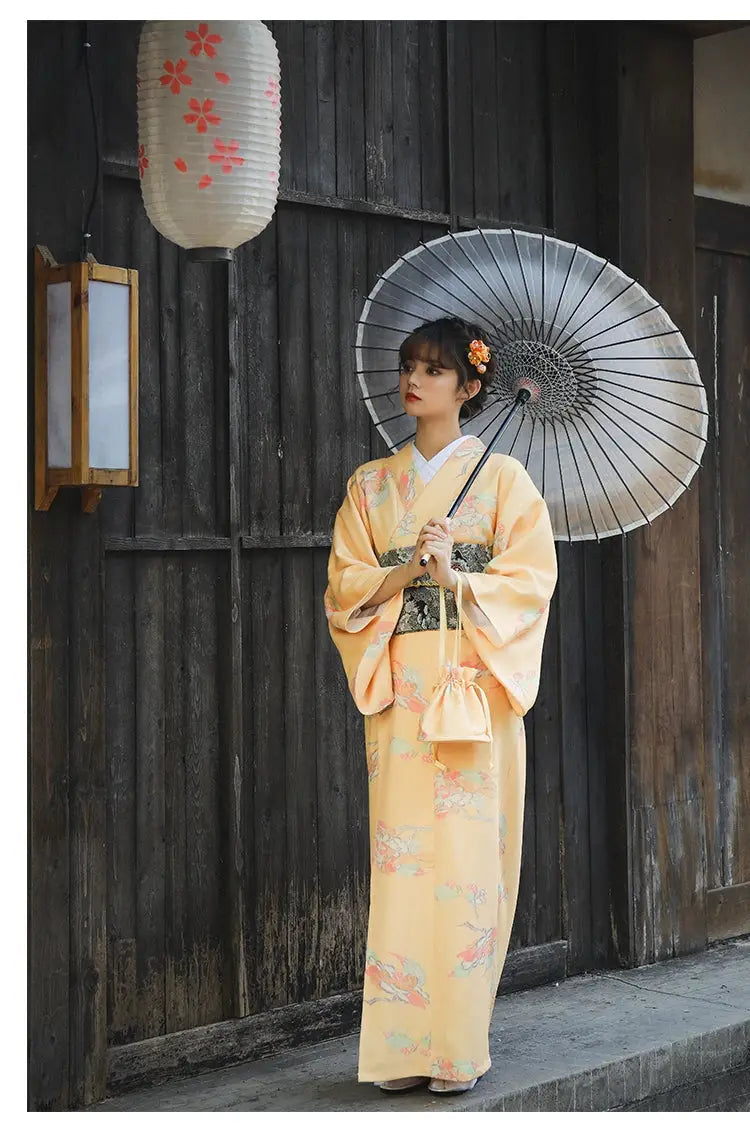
[324,315,558,1095]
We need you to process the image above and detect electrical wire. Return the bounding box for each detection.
[80,21,101,261]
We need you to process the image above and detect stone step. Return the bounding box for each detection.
[88,937,750,1112]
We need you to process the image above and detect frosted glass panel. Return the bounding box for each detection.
[47,282,71,468]
[88,280,130,469]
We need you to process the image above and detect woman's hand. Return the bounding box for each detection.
[409,517,458,589]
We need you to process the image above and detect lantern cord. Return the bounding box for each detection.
[80,22,101,262]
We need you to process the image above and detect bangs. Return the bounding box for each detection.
[398,329,456,371]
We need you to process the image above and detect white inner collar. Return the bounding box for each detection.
[413,434,467,473]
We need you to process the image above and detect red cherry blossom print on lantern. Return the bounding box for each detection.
[160,58,192,94]
[185,23,222,59]
[183,97,221,134]
[138,20,281,255]
[208,138,244,174]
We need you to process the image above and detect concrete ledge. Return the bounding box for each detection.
[88,937,750,1112]
[103,940,567,1098]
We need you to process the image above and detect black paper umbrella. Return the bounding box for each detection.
[354,227,708,543]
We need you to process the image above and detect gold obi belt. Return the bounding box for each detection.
[378,542,494,635]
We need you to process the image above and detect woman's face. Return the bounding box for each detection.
[399,350,480,421]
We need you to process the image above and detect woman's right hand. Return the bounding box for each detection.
[408,519,451,579]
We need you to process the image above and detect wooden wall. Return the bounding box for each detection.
[695,196,750,944]
[616,25,706,963]
[29,19,736,1110]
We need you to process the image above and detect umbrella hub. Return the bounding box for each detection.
[495,338,581,417]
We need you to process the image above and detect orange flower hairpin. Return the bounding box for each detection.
[467,338,491,374]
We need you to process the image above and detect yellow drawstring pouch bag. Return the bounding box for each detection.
[419,573,493,746]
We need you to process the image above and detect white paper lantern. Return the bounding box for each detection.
[137,20,281,259]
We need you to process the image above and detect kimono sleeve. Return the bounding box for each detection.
[324,470,404,716]
[458,457,558,716]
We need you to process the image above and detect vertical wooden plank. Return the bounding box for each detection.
[246,551,288,1009]
[235,205,281,1012]
[283,547,320,1004]
[583,539,610,967]
[163,555,189,1034]
[273,20,307,193]
[696,250,725,893]
[364,21,394,205]
[594,24,634,969]
[183,556,226,1026]
[557,541,592,973]
[133,556,166,1040]
[418,22,447,215]
[310,212,343,531]
[304,21,336,197]
[645,31,705,958]
[447,21,475,224]
[310,210,353,996]
[278,207,312,534]
[334,22,367,202]
[337,213,374,980]
[237,222,280,537]
[546,22,597,242]
[545,21,602,971]
[391,22,422,211]
[179,256,221,535]
[619,25,706,963]
[619,23,661,966]
[211,263,230,532]
[277,199,319,1001]
[495,21,548,226]
[225,257,249,1018]
[160,231,190,1036]
[601,532,634,966]
[105,553,137,1047]
[28,502,71,1108]
[471,22,501,224]
[98,19,140,166]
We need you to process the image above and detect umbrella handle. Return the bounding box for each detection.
[418,388,531,567]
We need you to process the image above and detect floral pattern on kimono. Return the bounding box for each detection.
[325,434,558,1082]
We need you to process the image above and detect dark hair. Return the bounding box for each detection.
[398,315,497,423]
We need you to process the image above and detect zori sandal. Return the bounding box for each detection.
[375,1076,430,1093]
[428,1076,478,1094]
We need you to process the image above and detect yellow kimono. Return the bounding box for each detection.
[324,434,558,1083]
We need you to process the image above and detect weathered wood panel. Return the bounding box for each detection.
[545,22,600,972]
[28,19,110,1109]
[105,554,232,1041]
[696,220,750,912]
[591,27,635,969]
[617,25,707,963]
[713,250,750,891]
